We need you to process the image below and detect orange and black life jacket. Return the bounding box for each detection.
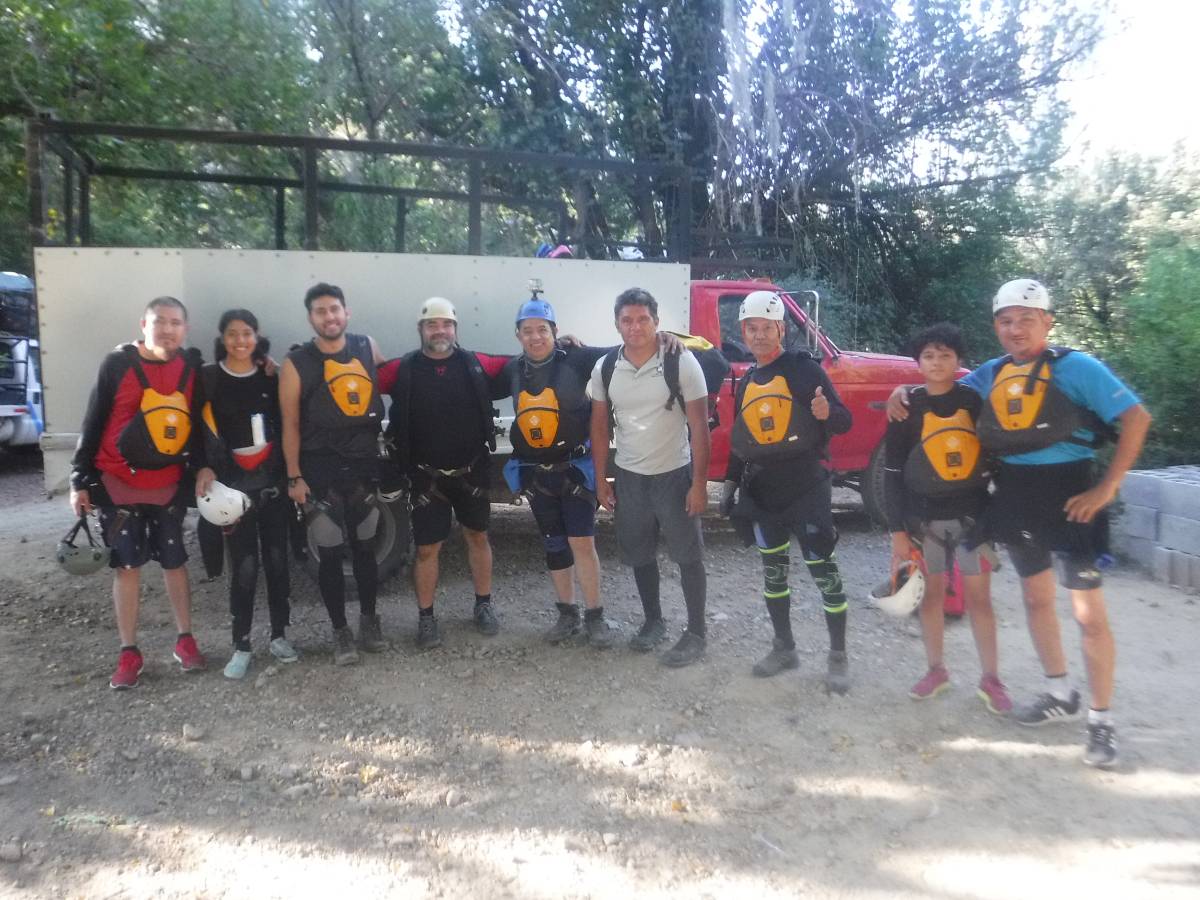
[116,347,196,471]
[508,352,589,463]
[975,347,1115,455]
[729,351,822,462]
[290,334,383,461]
[902,388,990,498]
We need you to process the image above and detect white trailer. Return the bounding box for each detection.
[35,247,691,494]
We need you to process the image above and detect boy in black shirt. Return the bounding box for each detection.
[883,323,1009,713]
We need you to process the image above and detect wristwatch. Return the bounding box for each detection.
[287,475,303,486]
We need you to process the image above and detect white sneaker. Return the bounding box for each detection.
[269,637,299,664]
[223,650,253,680]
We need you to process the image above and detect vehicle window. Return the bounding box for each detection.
[0,345,13,381]
[718,292,813,360]
[717,294,753,362]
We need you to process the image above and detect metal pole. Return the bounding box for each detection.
[25,119,46,249]
[303,145,319,251]
[79,170,91,245]
[274,188,286,250]
[467,159,482,255]
[63,156,75,244]
[394,196,407,253]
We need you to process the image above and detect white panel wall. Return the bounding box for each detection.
[35,247,691,492]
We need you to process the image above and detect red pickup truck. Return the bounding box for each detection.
[688,279,921,523]
[360,278,920,583]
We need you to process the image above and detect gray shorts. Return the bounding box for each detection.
[916,518,989,576]
[613,464,704,567]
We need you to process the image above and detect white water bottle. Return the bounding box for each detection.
[250,413,266,447]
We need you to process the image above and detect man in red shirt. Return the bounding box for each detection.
[70,297,208,689]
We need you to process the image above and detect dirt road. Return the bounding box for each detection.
[0,451,1197,899]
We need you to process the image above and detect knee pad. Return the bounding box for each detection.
[546,547,574,571]
[801,525,838,562]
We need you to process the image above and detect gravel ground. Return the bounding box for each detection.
[0,450,1198,899]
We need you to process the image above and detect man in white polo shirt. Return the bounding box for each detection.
[589,287,711,667]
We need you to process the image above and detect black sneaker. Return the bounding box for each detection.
[474,601,500,636]
[1015,690,1083,727]
[584,612,615,650]
[629,617,668,652]
[543,606,581,644]
[333,625,360,667]
[416,614,442,650]
[661,631,706,668]
[1084,722,1118,769]
[752,638,799,678]
[359,614,387,653]
[825,650,850,695]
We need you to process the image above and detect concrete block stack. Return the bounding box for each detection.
[1114,466,1200,589]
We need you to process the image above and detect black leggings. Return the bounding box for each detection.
[227,492,292,649]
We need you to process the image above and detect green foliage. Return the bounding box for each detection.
[1105,241,1200,466]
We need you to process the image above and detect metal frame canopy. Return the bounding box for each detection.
[24,118,694,261]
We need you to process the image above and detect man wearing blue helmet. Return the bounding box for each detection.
[495,294,614,646]
[495,292,680,646]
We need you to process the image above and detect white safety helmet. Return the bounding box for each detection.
[618,246,645,261]
[418,296,458,323]
[993,279,1051,315]
[738,290,785,321]
[197,480,251,527]
[869,559,926,617]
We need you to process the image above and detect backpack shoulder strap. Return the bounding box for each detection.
[176,348,201,392]
[663,350,683,411]
[122,345,150,390]
[600,348,619,399]
[600,349,619,434]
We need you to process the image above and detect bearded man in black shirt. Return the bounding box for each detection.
[385,298,500,649]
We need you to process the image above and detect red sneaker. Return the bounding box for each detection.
[977,674,1013,715]
[110,648,144,690]
[909,666,950,700]
[173,634,207,672]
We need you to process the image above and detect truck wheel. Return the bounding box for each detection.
[303,497,411,589]
[861,440,889,527]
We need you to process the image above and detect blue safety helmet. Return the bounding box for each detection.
[516,298,557,327]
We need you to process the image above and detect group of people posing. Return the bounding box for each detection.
[67,277,1149,771]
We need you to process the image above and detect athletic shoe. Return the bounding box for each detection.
[825,650,850,695]
[474,601,500,636]
[909,666,950,701]
[977,674,1013,715]
[109,648,144,690]
[416,614,442,650]
[268,637,299,664]
[1084,722,1118,769]
[544,607,581,644]
[359,614,387,653]
[332,626,360,666]
[629,618,668,652]
[752,638,800,678]
[584,612,615,649]
[173,635,207,672]
[1014,689,1083,727]
[223,650,252,680]
[660,631,706,668]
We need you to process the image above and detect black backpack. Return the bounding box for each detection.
[599,334,730,433]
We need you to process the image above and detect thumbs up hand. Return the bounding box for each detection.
[811,384,830,421]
